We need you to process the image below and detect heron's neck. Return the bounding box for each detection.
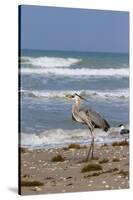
[72,98,80,113]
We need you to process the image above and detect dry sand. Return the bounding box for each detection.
[19,142,129,195]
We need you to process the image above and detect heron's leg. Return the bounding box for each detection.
[85,143,92,161]
[85,126,95,161]
[91,133,95,159]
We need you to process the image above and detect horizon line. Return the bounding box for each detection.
[20,48,129,54]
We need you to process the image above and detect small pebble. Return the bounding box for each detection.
[33,186,42,192]
[30,166,36,169]
[102,181,106,184]
[67,183,73,186]
[66,176,72,179]
[105,185,110,188]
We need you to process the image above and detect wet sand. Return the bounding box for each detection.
[20,142,129,195]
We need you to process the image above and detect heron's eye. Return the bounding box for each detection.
[71,95,74,98]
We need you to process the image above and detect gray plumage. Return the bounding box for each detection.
[66,93,110,161]
[72,107,110,132]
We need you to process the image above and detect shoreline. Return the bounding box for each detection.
[20,141,129,195]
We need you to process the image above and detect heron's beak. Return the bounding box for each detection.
[80,96,90,103]
[75,93,90,103]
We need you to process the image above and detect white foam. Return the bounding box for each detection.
[21,67,129,78]
[21,128,109,148]
[21,88,129,101]
[21,56,81,67]
[21,126,127,149]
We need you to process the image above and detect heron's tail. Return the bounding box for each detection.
[103,120,110,132]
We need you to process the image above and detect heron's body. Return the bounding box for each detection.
[66,93,110,161]
[71,95,110,132]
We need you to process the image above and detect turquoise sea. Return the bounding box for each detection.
[20,49,129,148]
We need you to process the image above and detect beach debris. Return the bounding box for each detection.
[68,143,81,149]
[112,158,120,162]
[102,181,107,184]
[81,163,102,173]
[22,174,31,179]
[66,176,72,179]
[45,177,54,180]
[84,172,101,177]
[51,155,65,162]
[112,140,129,146]
[101,143,108,148]
[21,180,44,187]
[20,147,32,154]
[117,170,129,178]
[51,180,56,186]
[105,185,110,188]
[66,183,73,186]
[106,168,119,173]
[84,167,119,178]
[99,158,109,164]
[33,186,42,192]
[29,166,36,169]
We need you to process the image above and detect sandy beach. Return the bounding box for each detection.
[19,141,129,195]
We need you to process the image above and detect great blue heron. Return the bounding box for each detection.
[66,93,110,161]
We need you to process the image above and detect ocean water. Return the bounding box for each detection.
[20,49,129,148]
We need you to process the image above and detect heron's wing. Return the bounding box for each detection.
[79,107,110,131]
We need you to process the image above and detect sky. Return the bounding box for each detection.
[20,5,129,53]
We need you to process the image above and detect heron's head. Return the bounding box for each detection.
[65,94,76,101]
[65,93,89,102]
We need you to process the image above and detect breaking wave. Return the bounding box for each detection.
[20,89,129,101]
[21,127,127,149]
[21,56,82,67]
[21,129,107,148]
[21,67,129,78]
